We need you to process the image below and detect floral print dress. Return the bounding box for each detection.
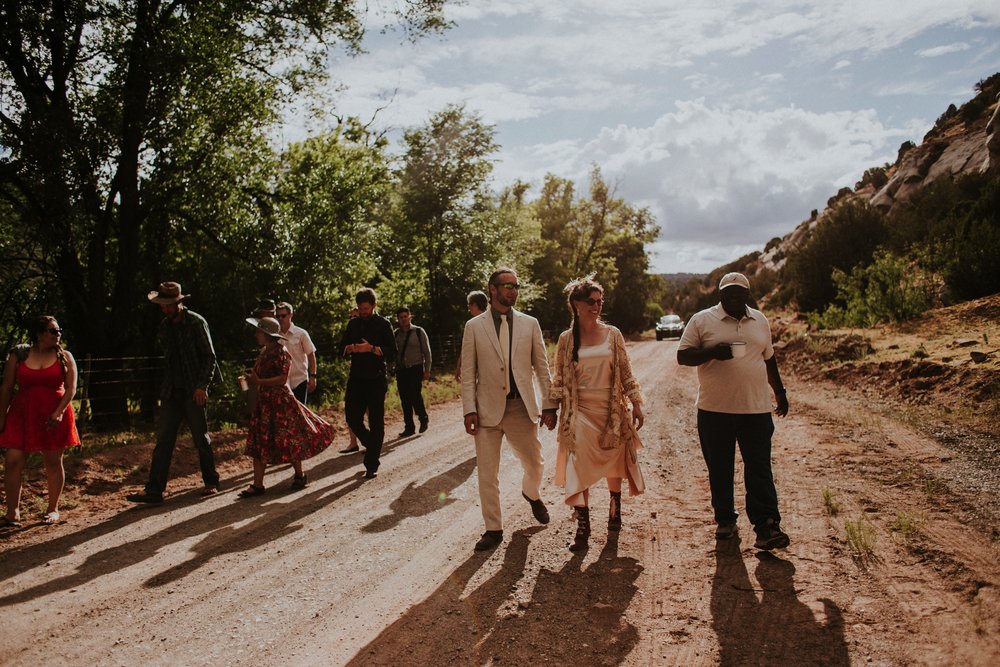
[246,343,334,464]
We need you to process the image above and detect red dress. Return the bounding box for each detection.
[0,361,81,452]
[246,344,334,464]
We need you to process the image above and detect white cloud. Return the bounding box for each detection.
[916,42,972,57]
[315,0,1000,273]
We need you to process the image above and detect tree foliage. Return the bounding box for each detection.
[784,200,889,313]
[529,166,660,334]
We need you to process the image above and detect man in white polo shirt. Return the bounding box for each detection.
[275,301,317,405]
[677,272,790,551]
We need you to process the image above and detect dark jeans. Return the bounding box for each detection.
[395,365,427,430]
[345,375,387,474]
[147,388,219,496]
[697,410,780,533]
[292,380,308,406]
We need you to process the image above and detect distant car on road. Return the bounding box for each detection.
[656,314,685,340]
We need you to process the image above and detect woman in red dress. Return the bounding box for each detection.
[237,317,335,498]
[0,316,81,526]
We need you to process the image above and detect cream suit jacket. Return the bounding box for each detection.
[460,309,556,428]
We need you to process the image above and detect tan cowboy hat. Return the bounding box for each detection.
[245,317,288,341]
[148,281,189,304]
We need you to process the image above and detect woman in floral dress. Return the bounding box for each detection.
[550,275,645,551]
[238,317,334,498]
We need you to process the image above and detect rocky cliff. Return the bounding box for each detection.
[755,72,1000,276]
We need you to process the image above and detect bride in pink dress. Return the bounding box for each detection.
[0,316,81,527]
[550,276,645,551]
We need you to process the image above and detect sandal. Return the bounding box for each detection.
[237,484,266,499]
[43,511,61,525]
[1,516,22,528]
[290,473,308,490]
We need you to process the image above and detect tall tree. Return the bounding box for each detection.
[530,166,659,334]
[390,104,503,333]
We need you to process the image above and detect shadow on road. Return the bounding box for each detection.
[711,538,849,666]
[360,457,477,533]
[0,451,371,606]
[346,529,642,666]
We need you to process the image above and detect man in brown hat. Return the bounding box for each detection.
[127,282,221,503]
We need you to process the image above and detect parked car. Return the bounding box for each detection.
[655,314,685,340]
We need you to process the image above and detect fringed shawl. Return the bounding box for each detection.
[550,325,644,454]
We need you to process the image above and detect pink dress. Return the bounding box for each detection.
[0,362,81,452]
[245,344,334,464]
[555,336,630,506]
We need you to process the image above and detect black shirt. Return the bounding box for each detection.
[338,312,397,380]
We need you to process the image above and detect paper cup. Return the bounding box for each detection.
[730,341,747,358]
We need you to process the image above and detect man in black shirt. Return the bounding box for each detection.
[339,288,397,478]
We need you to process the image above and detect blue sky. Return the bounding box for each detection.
[297,1,1000,273]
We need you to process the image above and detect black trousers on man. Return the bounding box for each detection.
[345,375,387,474]
[395,364,428,432]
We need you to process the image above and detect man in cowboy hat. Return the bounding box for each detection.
[127,281,221,503]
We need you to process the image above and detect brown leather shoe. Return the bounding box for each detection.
[522,492,550,524]
[474,530,503,551]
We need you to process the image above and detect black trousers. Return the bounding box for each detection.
[395,364,427,430]
[697,409,780,533]
[147,388,219,495]
[345,375,387,473]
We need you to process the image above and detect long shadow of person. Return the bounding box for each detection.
[711,534,761,666]
[710,541,850,666]
[752,552,849,666]
[0,439,366,585]
[144,473,367,588]
[360,457,477,533]
[0,454,365,607]
[477,531,643,665]
[344,526,547,666]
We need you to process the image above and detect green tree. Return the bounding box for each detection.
[388,105,506,334]
[530,166,660,334]
[784,200,889,313]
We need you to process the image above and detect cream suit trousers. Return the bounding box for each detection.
[475,398,545,531]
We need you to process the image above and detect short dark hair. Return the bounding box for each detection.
[276,301,293,314]
[488,267,516,286]
[355,288,377,305]
[396,306,410,316]
[467,290,488,311]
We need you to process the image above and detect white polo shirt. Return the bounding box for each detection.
[678,303,775,414]
[283,324,317,389]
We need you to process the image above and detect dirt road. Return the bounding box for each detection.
[1,340,998,666]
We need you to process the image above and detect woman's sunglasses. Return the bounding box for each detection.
[580,297,603,307]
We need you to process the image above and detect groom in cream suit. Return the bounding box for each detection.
[461,267,558,551]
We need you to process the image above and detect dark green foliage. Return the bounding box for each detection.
[784,200,889,313]
[946,179,1000,299]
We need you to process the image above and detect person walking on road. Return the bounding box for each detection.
[237,317,334,497]
[460,268,557,551]
[455,290,487,382]
[677,272,790,551]
[128,282,221,504]
[394,306,432,437]
[339,288,396,479]
[275,302,318,406]
[550,275,645,552]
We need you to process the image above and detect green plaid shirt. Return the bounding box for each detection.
[158,308,217,397]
